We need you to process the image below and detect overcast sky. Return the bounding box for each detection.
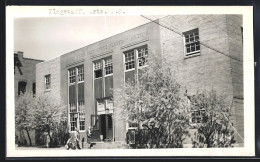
[14,16,152,61]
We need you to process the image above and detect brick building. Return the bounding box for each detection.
[14,51,43,145]
[36,15,243,146]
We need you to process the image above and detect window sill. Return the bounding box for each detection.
[44,89,51,92]
[104,74,113,77]
[78,81,84,84]
[138,65,148,69]
[184,51,200,59]
[125,68,135,72]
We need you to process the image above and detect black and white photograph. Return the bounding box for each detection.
[6,6,254,157]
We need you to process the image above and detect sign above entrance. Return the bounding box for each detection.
[97,99,114,115]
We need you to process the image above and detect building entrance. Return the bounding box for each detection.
[100,114,113,141]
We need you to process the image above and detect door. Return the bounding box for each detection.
[100,114,106,140]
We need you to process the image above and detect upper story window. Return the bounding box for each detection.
[183,28,200,56]
[124,50,135,70]
[137,47,148,67]
[94,61,103,78]
[124,45,148,71]
[69,69,76,84]
[45,74,51,90]
[78,66,84,82]
[104,57,113,75]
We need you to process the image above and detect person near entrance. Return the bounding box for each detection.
[87,126,92,148]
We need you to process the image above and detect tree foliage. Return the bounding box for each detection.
[15,93,68,147]
[189,90,236,147]
[15,92,34,146]
[30,93,68,147]
[115,57,190,148]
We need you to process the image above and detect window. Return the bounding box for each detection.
[124,46,148,70]
[94,61,103,78]
[45,75,51,90]
[124,50,135,70]
[191,109,206,124]
[69,69,76,84]
[78,66,84,82]
[69,102,77,131]
[104,57,113,75]
[137,47,148,67]
[78,101,85,131]
[32,83,36,97]
[68,65,85,131]
[18,81,27,96]
[241,27,243,43]
[184,28,200,56]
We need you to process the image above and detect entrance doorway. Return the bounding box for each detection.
[100,114,113,141]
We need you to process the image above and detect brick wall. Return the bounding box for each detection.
[36,57,61,102]
[159,15,244,143]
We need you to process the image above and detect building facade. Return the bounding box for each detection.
[14,51,43,145]
[36,15,243,145]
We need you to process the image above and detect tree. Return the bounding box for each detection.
[15,92,34,146]
[115,57,190,148]
[30,93,68,147]
[189,90,236,148]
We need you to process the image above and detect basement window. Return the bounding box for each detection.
[183,28,200,56]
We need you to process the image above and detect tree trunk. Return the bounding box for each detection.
[25,129,32,146]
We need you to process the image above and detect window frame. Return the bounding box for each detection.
[104,57,113,76]
[124,50,135,71]
[68,68,76,85]
[137,46,148,68]
[190,108,206,125]
[44,74,51,90]
[68,65,85,132]
[77,66,84,83]
[94,60,103,79]
[183,28,201,58]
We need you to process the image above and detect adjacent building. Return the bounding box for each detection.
[14,51,43,145]
[36,15,243,146]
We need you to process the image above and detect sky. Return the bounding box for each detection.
[14,16,152,61]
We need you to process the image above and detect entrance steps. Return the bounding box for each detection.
[83,142,129,149]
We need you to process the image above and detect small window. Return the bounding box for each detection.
[191,109,206,124]
[137,47,148,67]
[69,69,76,84]
[45,75,51,90]
[104,57,113,75]
[78,66,84,82]
[183,28,200,56]
[124,50,135,70]
[94,61,102,78]
[241,27,243,43]
[18,81,27,96]
[32,83,36,97]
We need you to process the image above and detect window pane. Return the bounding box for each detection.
[125,51,135,70]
